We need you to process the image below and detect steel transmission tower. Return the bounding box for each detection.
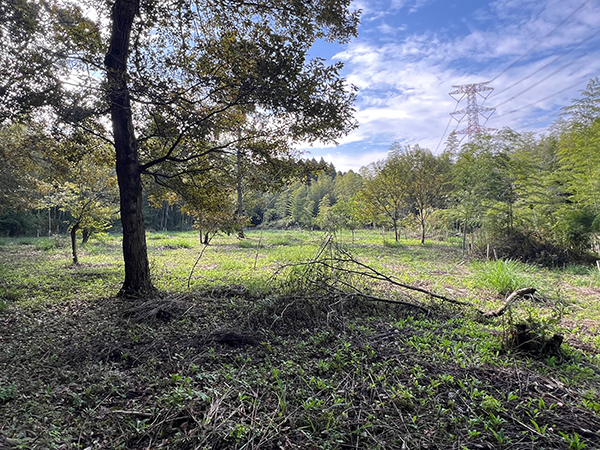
[449,82,496,139]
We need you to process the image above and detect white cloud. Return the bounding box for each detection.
[308,149,391,172]
[390,0,435,13]
[301,0,600,170]
[342,0,597,139]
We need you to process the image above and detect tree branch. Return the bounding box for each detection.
[481,287,536,317]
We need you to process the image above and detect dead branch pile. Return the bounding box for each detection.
[267,236,538,324]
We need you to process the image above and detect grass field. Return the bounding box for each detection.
[1,229,599,449]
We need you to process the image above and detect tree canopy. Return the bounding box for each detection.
[3,0,360,295]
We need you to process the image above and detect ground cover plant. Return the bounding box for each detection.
[1,230,599,449]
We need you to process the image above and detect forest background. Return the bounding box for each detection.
[2,77,600,267]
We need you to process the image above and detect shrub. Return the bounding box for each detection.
[478,230,598,267]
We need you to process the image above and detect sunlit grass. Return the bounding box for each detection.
[471,258,536,295]
[1,229,598,324]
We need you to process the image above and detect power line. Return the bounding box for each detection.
[489,76,593,120]
[498,2,532,32]
[489,0,593,83]
[516,111,563,130]
[442,1,596,141]
[435,102,460,152]
[492,50,591,109]
[491,29,600,98]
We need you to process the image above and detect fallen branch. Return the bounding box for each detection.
[311,273,431,314]
[279,256,470,307]
[109,410,153,417]
[187,242,210,289]
[274,239,538,320]
[481,287,536,317]
[343,292,430,314]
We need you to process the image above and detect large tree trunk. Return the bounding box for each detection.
[105,0,153,297]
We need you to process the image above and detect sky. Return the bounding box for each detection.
[301,0,600,172]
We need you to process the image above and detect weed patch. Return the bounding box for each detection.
[473,259,535,294]
[0,382,16,404]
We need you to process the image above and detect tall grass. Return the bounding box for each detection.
[472,259,535,295]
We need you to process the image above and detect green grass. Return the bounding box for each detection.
[472,259,536,295]
[0,230,598,449]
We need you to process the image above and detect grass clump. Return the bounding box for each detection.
[0,382,16,404]
[473,259,535,294]
[34,238,56,251]
[383,239,404,248]
[168,237,194,249]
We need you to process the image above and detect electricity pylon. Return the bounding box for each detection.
[449,82,496,140]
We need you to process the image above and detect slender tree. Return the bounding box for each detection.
[400,145,451,244]
[359,151,408,242]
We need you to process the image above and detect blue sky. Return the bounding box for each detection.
[302,0,600,172]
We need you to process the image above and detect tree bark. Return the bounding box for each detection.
[71,221,80,265]
[81,227,91,244]
[236,147,245,238]
[105,0,153,297]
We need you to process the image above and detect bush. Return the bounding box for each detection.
[478,231,598,267]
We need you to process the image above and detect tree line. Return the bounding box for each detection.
[3,77,600,267]
[247,78,600,265]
